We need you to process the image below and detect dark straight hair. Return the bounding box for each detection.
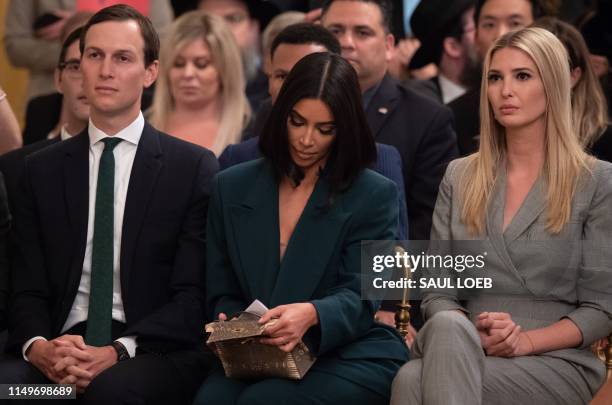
[80,4,159,67]
[270,22,341,58]
[259,52,376,198]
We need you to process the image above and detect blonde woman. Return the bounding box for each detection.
[149,11,250,156]
[390,27,612,405]
[534,17,612,162]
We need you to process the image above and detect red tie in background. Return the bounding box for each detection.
[76,0,150,16]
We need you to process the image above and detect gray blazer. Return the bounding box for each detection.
[423,156,612,393]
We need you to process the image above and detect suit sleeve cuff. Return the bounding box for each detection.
[22,336,47,361]
[564,307,612,349]
[115,336,137,358]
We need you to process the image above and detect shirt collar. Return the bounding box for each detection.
[88,111,144,147]
[438,74,466,104]
[60,125,74,141]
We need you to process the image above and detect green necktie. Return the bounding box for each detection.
[85,137,122,346]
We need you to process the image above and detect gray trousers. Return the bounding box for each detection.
[390,311,593,405]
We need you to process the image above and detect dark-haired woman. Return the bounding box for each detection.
[193,52,409,405]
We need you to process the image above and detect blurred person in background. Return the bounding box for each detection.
[21,11,93,146]
[3,0,174,102]
[198,0,281,112]
[149,11,250,156]
[534,17,612,162]
[0,26,89,214]
[408,0,478,105]
[261,11,306,77]
[579,0,612,118]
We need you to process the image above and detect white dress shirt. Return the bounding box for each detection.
[23,112,144,360]
[439,73,467,104]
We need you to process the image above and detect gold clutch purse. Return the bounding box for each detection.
[205,311,316,380]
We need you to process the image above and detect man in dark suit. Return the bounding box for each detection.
[449,0,553,155]
[321,0,458,242]
[321,0,458,333]
[0,6,217,404]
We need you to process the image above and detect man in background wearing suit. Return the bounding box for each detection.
[0,26,89,213]
[321,0,457,242]
[321,0,458,333]
[0,6,218,405]
[407,0,478,105]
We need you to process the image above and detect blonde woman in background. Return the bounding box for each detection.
[390,27,612,405]
[534,16,612,163]
[149,11,250,156]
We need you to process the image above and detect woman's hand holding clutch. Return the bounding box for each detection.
[258,303,319,352]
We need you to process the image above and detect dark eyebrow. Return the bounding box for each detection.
[481,13,526,21]
[84,46,136,55]
[290,109,304,120]
[290,110,335,126]
[353,25,374,31]
[114,49,136,56]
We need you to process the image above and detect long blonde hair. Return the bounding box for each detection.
[149,11,251,155]
[460,27,591,235]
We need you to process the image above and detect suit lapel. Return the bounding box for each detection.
[120,124,163,298]
[503,175,546,242]
[269,178,351,306]
[430,76,443,101]
[485,168,545,287]
[366,74,401,139]
[229,163,280,305]
[62,132,90,253]
[62,132,91,314]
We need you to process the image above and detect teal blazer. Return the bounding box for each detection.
[206,159,409,396]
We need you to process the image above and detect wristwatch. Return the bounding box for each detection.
[111,341,130,362]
